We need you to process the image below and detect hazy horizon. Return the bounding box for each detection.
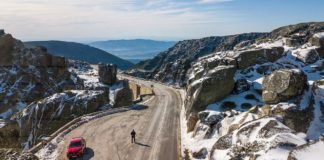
[1,0,324,42]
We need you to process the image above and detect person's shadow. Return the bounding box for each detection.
[135,142,150,147]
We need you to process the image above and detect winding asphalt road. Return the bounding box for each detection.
[56,76,182,160]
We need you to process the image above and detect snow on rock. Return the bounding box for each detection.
[14,90,109,149]
[210,117,306,160]
[109,81,124,105]
[253,39,285,49]
[206,90,262,112]
[313,32,324,38]
[0,121,5,128]
[306,80,324,140]
[68,61,107,89]
[181,32,323,159]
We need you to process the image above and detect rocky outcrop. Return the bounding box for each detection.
[0,34,15,66]
[113,81,133,107]
[309,33,324,59]
[0,149,38,160]
[260,104,313,133]
[0,120,20,148]
[262,69,307,104]
[285,36,304,47]
[211,117,306,160]
[294,48,320,64]
[270,22,324,41]
[192,147,208,159]
[231,47,285,69]
[309,32,324,47]
[0,32,75,120]
[14,90,109,149]
[98,63,117,85]
[187,57,236,84]
[185,65,236,131]
[233,78,250,94]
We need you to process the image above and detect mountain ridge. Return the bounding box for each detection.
[25,40,133,69]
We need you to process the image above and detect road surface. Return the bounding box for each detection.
[56,76,182,160]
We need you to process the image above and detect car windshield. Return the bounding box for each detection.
[69,141,82,148]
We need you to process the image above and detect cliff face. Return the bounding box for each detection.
[0,33,76,119]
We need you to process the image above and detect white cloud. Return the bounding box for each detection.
[0,0,237,41]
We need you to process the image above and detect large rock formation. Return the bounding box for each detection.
[112,80,133,107]
[185,65,236,131]
[0,32,74,119]
[262,69,307,104]
[294,48,320,64]
[270,22,324,41]
[309,32,324,47]
[14,90,109,148]
[309,33,324,59]
[98,63,117,85]
[230,47,285,69]
[211,117,306,160]
[0,34,15,66]
[0,31,113,150]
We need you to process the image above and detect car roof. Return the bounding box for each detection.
[70,137,83,142]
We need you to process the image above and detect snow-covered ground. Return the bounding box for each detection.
[68,61,126,106]
[290,139,324,160]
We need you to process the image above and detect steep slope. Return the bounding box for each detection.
[25,41,133,69]
[127,33,267,86]
[90,39,176,62]
[180,22,324,160]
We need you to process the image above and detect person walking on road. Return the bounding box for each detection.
[131,129,136,143]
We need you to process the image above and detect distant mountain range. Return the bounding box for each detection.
[89,39,176,63]
[25,41,134,69]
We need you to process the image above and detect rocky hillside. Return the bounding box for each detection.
[0,31,145,155]
[25,41,134,69]
[180,22,324,160]
[128,22,324,87]
[127,32,267,86]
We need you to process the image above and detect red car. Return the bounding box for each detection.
[66,137,86,159]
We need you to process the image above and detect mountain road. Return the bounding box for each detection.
[56,76,182,160]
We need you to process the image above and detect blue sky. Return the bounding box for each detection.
[0,0,323,42]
